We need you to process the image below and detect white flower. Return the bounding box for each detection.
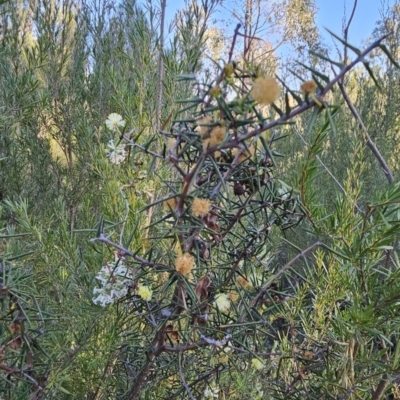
[213,293,230,312]
[203,385,219,398]
[105,139,126,164]
[92,260,133,307]
[105,113,126,131]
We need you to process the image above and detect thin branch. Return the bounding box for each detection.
[90,234,164,269]
[178,351,196,400]
[228,23,241,63]
[371,373,389,400]
[343,0,358,68]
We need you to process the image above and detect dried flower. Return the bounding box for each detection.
[251,358,265,370]
[233,182,245,196]
[228,291,239,302]
[214,293,231,312]
[300,80,317,93]
[8,323,21,334]
[192,198,211,217]
[237,275,249,288]
[175,253,195,275]
[105,113,126,131]
[250,77,280,105]
[138,285,152,301]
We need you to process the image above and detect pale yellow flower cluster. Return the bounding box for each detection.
[213,293,231,312]
[164,197,177,211]
[251,358,265,370]
[232,146,254,162]
[195,116,213,137]
[192,198,211,217]
[175,253,195,275]
[138,285,152,301]
[203,125,227,151]
[250,77,280,105]
[300,80,317,93]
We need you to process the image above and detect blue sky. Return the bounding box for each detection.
[162,0,394,46]
[316,0,394,45]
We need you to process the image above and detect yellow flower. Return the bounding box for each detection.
[232,146,254,162]
[250,77,280,105]
[251,358,265,370]
[195,116,213,137]
[105,113,126,131]
[219,354,230,363]
[138,285,152,301]
[214,293,230,312]
[175,253,195,275]
[300,80,317,93]
[192,198,211,217]
[203,125,227,151]
[164,197,177,211]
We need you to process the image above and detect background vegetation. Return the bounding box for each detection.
[1,0,400,399]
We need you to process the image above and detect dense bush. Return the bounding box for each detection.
[1,0,400,399]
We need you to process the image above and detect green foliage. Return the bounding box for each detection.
[1,0,400,399]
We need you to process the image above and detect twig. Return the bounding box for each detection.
[228,23,241,63]
[342,0,358,70]
[178,351,196,400]
[371,373,389,400]
[90,234,163,269]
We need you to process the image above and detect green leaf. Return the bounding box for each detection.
[309,50,345,69]
[59,386,73,395]
[325,28,362,55]
[363,61,382,91]
[271,103,283,117]
[378,44,400,69]
[296,61,330,83]
[176,73,196,81]
[175,97,202,104]
[284,92,291,115]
